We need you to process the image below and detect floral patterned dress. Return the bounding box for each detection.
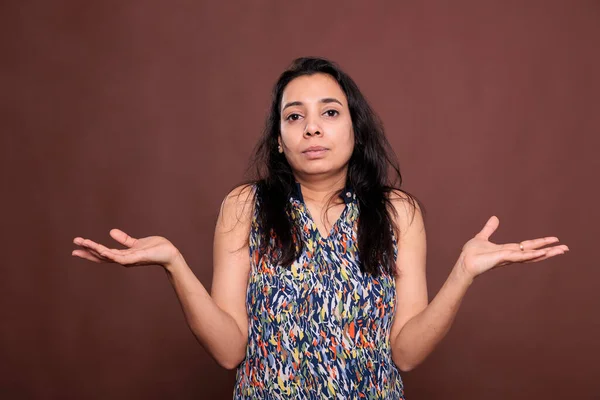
[234,183,404,399]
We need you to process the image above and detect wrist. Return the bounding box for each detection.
[452,254,476,286]
[163,249,186,274]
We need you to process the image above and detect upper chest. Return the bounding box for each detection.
[302,201,346,240]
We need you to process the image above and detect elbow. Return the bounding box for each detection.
[392,352,420,372]
[190,327,247,371]
[214,348,246,371]
[396,361,417,372]
[218,357,243,371]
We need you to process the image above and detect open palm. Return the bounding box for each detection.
[459,216,569,279]
[72,229,179,268]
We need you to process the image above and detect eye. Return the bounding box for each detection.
[286,113,302,121]
[324,109,339,117]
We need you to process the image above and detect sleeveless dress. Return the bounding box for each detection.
[234,183,405,399]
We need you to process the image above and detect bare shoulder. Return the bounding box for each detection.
[217,183,257,232]
[387,188,425,238]
[211,184,255,346]
[388,189,428,367]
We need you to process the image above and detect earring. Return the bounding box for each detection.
[278,145,283,153]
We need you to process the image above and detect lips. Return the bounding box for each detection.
[302,146,328,160]
[303,146,328,153]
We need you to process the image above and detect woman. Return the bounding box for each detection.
[72,57,568,399]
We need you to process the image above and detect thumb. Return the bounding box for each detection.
[476,216,499,241]
[109,229,138,248]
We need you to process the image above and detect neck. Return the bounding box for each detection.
[294,170,347,205]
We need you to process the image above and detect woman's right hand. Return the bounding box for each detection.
[72,229,181,269]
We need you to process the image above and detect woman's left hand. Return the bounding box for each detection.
[458,215,569,281]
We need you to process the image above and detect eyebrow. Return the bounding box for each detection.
[281,97,343,112]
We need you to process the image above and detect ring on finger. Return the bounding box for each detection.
[519,242,525,251]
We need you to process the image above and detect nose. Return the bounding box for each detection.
[303,116,322,137]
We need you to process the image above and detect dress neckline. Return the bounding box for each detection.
[291,181,356,205]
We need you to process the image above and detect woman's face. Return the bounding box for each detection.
[278,73,354,180]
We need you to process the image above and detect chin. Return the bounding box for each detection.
[301,163,343,176]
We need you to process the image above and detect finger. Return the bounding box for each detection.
[498,248,548,264]
[87,246,112,261]
[522,246,566,263]
[90,244,148,265]
[81,239,124,256]
[79,239,108,255]
[476,216,499,241]
[76,240,117,261]
[109,229,138,248]
[514,236,560,251]
[72,249,104,263]
[93,242,117,257]
[79,240,149,266]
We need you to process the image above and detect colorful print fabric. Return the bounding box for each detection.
[234,183,404,399]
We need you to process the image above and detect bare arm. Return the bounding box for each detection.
[389,217,472,372]
[165,184,254,369]
[388,192,568,372]
[72,184,255,370]
[387,192,431,371]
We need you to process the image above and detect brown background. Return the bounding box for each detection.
[1,1,599,399]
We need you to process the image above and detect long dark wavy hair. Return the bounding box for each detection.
[242,57,424,277]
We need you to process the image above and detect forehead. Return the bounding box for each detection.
[281,73,347,107]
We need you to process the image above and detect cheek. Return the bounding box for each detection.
[279,132,298,150]
[343,125,355,150]
[280,124,301,145]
